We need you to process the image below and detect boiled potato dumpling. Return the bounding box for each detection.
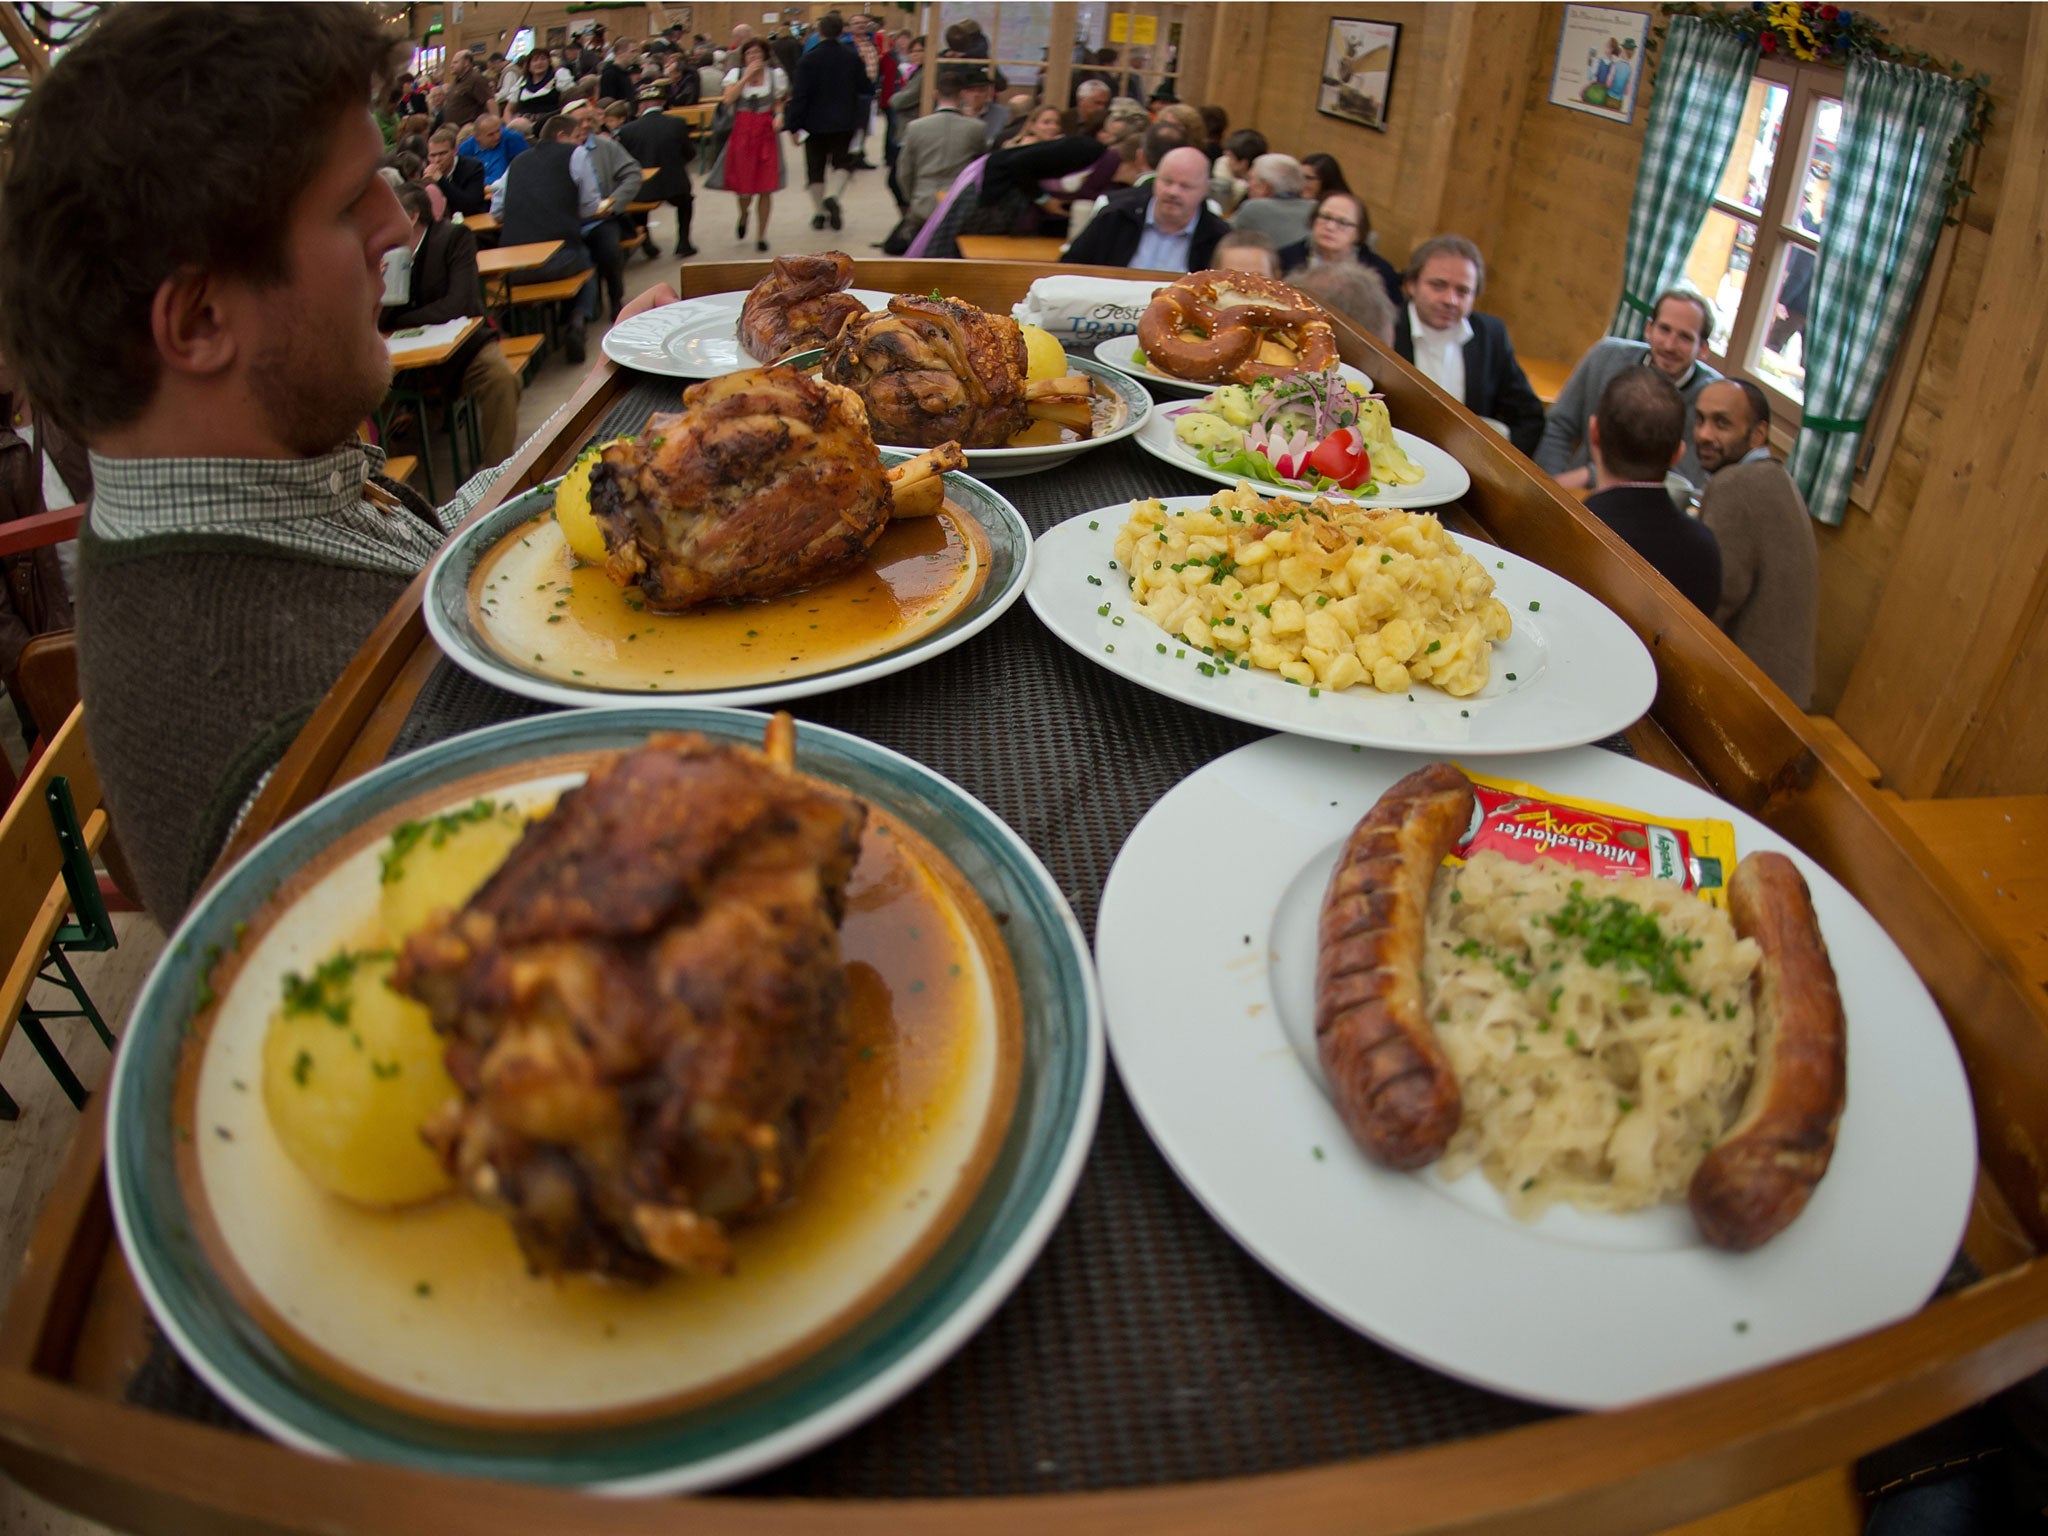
[261,950,457,1206]
[1174,412,1243,454]
[377,798,529,944]
[1020,322,1067,382]
[553,440,622,564]
[1208,386,1258,427]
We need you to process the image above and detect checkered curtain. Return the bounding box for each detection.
[1607,17,1758,341]
[1787,58,1974,525]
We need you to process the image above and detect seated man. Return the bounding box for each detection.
[900,67,990,227]
[1584,369,1721,615]
[1536,289,1721,489]
[570,99,641,320]
[0,4,675,925]
[424,124,487,215]
[1064,144,1225,273]
[1694,379,1818,706]
[1393,234,1545,455]
[494,112,601,360]
[457,112,528,195]
[1229,153,1312,250]
[381,182,521,465]
[1212,227,1279,279]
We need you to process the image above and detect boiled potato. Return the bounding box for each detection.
[1208,386,1258,427]
[553,441,623,564]
[1020,323,1067,382]
[1173,412,1243,454]
[261,950,457,1206]
[377,798,530,945]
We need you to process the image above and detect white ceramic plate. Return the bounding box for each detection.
[1096,736,1977,1410]
[1025,499,1655,755]
[1134,401,1473,511]
[1093,332,1375,398]
[602,290,894,378]
[780,350,1153,481]
[424,461,1031,711]
[108,707,1106,1490]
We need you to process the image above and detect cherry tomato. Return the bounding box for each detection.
[1306,427,1372,490]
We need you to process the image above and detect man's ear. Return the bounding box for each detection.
[1668,436,1685,469]
[1587,415,1602,459]
[150,268,240,380]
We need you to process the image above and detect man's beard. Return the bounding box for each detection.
[248,305,392,458]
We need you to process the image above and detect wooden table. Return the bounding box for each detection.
[477,240,565,309]
[5,258,2047,1536]
[459,210,498,236]
[957,234,1068,263]
[383,315,480,372]
[666,103,717,129]
[476,240,562,279]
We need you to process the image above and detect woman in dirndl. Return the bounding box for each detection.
[719,38,788,251]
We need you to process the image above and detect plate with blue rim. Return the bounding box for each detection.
[105,706,1104,1492]
[423,454,1031,711]
[778,348,1153,481]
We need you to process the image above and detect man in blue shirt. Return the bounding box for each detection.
[1064,145,1225,272]
[457,113,528,192]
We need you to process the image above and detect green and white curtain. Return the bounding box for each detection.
[1788,58,1975,525]
[1607,17,1759,341]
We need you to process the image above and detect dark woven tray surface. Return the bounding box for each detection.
[132,378,1660,1495]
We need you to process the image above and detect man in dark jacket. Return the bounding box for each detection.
[618,84,697,258]
[494,113,598,360]
[1392,234,1546,455]
[424,125,487,215]
[381,183,520,464]
[1064,145,1225,272]
[599,38,642,103]
[784,13,873,231]
[1583,367,1721,615]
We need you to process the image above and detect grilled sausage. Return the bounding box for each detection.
[1316,761,1474,1169]
[1688,851,1847,1250]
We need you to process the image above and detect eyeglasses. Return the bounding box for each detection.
[1313,212,1360,230]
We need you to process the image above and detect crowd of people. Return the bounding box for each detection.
[0,4,1825,926]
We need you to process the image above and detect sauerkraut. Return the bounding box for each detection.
[1424,851,1761,1218]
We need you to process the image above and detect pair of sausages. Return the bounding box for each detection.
[1313,761,1847,1250]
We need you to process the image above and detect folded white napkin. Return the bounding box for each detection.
[1011,275,1167,344]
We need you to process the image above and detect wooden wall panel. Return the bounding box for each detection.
[1212,3,1470,268]
[1834,8,2048,798]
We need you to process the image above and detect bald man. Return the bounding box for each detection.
[1064,144,1225,272]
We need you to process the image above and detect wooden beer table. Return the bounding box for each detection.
[3,261,2044,1536]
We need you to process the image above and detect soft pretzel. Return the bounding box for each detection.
[1136,271,1340,385]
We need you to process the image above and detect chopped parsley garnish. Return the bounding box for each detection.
[279,948,395,1023]
[381,799,507,885]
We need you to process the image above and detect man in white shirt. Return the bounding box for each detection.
[1392,234,1545,454]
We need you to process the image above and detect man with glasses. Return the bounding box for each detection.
[1536,288,1722,490]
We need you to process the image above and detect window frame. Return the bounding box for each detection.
[1685,56,1959,511]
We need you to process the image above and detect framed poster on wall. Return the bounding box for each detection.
[1550,4,1650,124]
[1316,18,1400,132]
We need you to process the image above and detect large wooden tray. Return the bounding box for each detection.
[4,261,2044,1535]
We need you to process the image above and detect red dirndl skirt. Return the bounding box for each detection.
[724,108,783,195]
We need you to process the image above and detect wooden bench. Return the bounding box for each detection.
[505,272,594,351]
[0,703,119,1118]
[497,333,544,381]
[1521,356,1573,406]
[381,454,418,488]
[620,232,644,254]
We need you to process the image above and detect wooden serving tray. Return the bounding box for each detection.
[3,260,2044,1536]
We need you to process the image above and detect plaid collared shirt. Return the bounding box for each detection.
[89,438,505,578]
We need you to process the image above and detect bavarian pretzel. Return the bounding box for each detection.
[1315,761,1473,1169]
[1688,851,1848,1250]
[1136,270,1341,385]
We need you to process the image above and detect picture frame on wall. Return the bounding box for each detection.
[1550,4,1651,124]
[1316,18,1401,132]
